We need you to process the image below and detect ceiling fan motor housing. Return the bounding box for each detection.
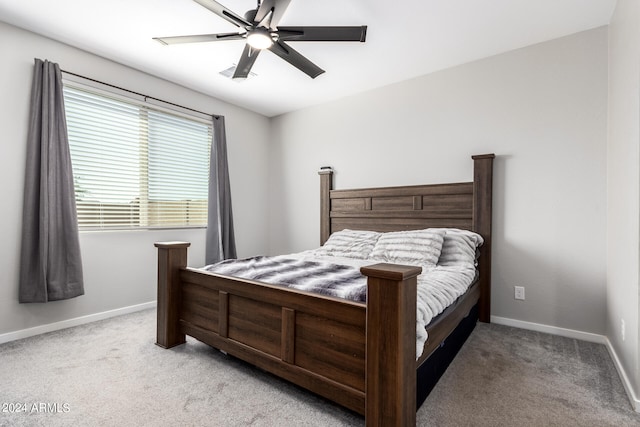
[244,9,258,23]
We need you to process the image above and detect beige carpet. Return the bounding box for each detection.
[0,309,638,426]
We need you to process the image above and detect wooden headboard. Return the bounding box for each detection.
[319,154,495,322]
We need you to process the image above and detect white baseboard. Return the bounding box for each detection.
[490,315,607,344]
[604,337,640,412]
[491,315,640,412]
[0,301,156,345]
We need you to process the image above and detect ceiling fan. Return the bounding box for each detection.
[153,0,367,79]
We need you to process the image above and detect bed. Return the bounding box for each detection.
[155,153,494,426]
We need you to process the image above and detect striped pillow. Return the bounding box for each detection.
[369,229,446,267]
[319,229,381,259]
[437,229,484,268]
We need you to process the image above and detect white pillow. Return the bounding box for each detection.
[369,229,446,267]
[436,228,484,268]
[318,229,381,259]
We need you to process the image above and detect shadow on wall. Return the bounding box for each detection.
[491,204,606,336]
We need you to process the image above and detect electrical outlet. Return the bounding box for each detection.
[621,318,626,342]
[514,286,525,300]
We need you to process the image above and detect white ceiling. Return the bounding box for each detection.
[0,0,617,117]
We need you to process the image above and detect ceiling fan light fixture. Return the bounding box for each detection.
[247,28,273,49]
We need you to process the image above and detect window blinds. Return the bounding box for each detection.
[63,84,212,230]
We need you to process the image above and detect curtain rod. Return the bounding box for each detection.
[60,69,219,119]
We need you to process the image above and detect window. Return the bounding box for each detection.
[63,82,212,230]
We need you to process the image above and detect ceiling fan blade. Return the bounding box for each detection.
[193,0,252,28]
[254,0,292,29]
[277,26,367,42]
[233,44,261,79]
[153,32,245,45]
[268,41,324,79]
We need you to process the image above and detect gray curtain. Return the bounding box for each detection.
[205,115,237,264]
[19,59,84,303]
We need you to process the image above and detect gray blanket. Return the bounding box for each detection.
[203,256,367,302]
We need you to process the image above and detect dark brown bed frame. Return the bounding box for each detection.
[155,154,494,426]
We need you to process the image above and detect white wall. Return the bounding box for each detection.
[270,28,608,336]
[0,21,270,336]
[607,0,640,405]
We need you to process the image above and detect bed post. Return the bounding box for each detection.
[361,263,422,427]
[319,168,333,245]
[472,154,495,323]
[154,241,190,348]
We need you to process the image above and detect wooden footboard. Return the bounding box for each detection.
[155,241,421,426]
